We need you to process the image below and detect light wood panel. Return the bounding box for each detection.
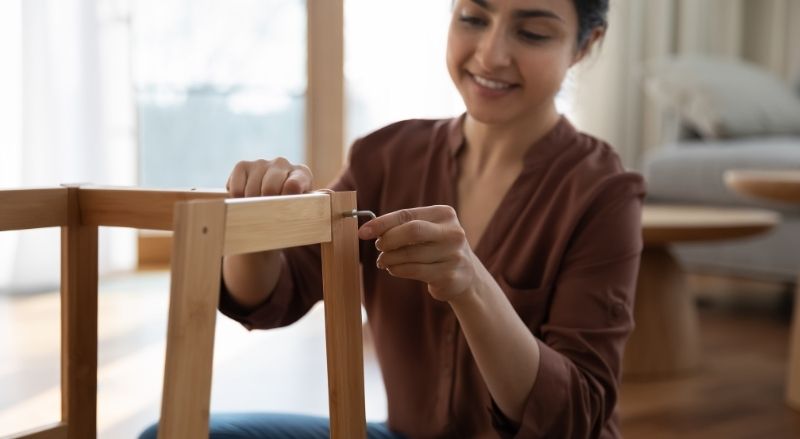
[0,188,67,231]
[79,186,226,230]
[307,0,345,188]
[642,204,779,245]
[5,423,68,439]
[320,191,367,438]
[724,170,800,205]
[223,193,332,256]
[60,187,98,439]
[158,200,227,439]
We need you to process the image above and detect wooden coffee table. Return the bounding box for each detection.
[624,205,779,378]
[725,169,800,410]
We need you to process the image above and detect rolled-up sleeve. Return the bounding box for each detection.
[218,244,324,330]
[495,173,645,438]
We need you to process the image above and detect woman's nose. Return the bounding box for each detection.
[475,27,512,71]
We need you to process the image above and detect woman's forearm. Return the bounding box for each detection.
[448,258,541,423]
[222,250,283,309]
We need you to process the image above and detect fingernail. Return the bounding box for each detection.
[376,260,383,270]
[374,238,382,251]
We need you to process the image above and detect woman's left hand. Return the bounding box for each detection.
[357,205,479,302]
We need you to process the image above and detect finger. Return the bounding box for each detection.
[377,242,448,268]
[281,166,313,195]
[359,205,456,240]
[228,162,250,198]
[244,161,268,197]
[260,164,290,196]
[383,262,440,283]
[376,220,441,252]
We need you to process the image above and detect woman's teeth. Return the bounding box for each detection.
[473,74,513,90]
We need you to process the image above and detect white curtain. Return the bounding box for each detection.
[569,0,800,170]
[0,0,137,293]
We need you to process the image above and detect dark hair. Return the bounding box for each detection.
[573,0,609,49]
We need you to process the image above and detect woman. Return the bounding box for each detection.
[142,0,643,437]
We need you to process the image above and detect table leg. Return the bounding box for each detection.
[624,246,701,378]
[787,274,800,410]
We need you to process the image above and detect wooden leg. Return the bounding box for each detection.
[321,191,366,439]
[787,274,800,410]
[158,200,227,439]
[61,187,98,439]
[624,246,701,378]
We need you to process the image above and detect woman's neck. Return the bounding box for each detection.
[461,106,560,176]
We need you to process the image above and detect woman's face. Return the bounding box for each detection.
[446,0,583,126]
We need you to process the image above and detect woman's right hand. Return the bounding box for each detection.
[222,157,313,309]
[226,157,314,197]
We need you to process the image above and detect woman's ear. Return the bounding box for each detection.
[572,27,606,66]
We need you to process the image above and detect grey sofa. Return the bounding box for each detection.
[644,136,800,283]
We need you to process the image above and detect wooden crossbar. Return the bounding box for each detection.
[79,186,227,230]
[224,193,332,255]
[0,188,68,231]
[1,186,366,439]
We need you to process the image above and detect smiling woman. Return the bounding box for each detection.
[141,1,645,438]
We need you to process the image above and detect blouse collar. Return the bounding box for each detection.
[446,113,578,166]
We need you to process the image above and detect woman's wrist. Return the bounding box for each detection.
[447,251,490,311]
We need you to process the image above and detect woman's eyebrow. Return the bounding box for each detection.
[469,0,493,10]
[513,9,563,21]
[468,0,563,22]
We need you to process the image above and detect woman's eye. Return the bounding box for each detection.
[459,15,486,27]
[518,30,549,42]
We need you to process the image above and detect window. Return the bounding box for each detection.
[132,0,306,188]
[345,0,465,146]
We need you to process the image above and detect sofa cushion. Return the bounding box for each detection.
[644,55,800,139]
[644,137,800,212]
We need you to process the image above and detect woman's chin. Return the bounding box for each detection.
[464,106,515,126]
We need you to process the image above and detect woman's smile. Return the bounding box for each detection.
[467,70,520,99]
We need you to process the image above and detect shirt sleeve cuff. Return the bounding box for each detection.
[489,339,572,438]
[218,252,297,330]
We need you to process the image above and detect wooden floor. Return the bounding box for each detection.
[0,271,798,438]
[619,274,800,438]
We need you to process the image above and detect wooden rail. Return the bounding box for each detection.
[0,188,68,231]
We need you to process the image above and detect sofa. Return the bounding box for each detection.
[642,55,800,283]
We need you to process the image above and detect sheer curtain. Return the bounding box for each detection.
[0,0,137,293]
[569,0,800,169]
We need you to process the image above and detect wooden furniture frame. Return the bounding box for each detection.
[0,186,366,439]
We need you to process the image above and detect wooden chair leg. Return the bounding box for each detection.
[61,187,98,438]
[321,191,366,438]
[158,200,227,439]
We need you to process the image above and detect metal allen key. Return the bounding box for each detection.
[345,209,376,220]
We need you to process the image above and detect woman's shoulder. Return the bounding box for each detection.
[554,122,647,202]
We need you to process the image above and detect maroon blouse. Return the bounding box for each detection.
[220,115,646,438]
